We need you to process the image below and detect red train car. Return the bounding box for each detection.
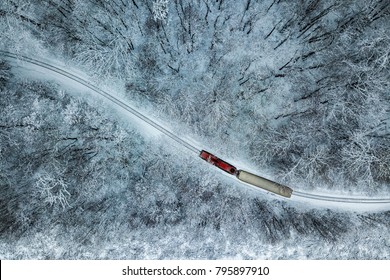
[199,150,237,175]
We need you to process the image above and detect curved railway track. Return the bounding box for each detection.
[2,50,390,207]
[292,191,390,204]
[0,51,199,155]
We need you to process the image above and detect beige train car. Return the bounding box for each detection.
[236,170,293,198]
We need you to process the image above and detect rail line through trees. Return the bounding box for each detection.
[0,51,200,154]
[293,191,390,204]
[2,50,390,207]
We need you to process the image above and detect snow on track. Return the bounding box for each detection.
[2,50,390,212]
[0,51,199,155]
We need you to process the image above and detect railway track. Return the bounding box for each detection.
[2,50,390,208]
[293,191,390,204]
[0,51,199,155]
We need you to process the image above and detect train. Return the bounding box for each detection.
[199,150,293,198]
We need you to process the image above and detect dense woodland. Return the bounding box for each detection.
[0,0,390,259]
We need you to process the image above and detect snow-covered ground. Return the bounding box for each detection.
[7,51,390,214]
[1,0,390,259]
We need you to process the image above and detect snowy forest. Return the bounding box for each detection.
[1,0,390,259]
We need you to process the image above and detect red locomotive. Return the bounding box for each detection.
[199,150,237,175]
[199,150,293,197]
